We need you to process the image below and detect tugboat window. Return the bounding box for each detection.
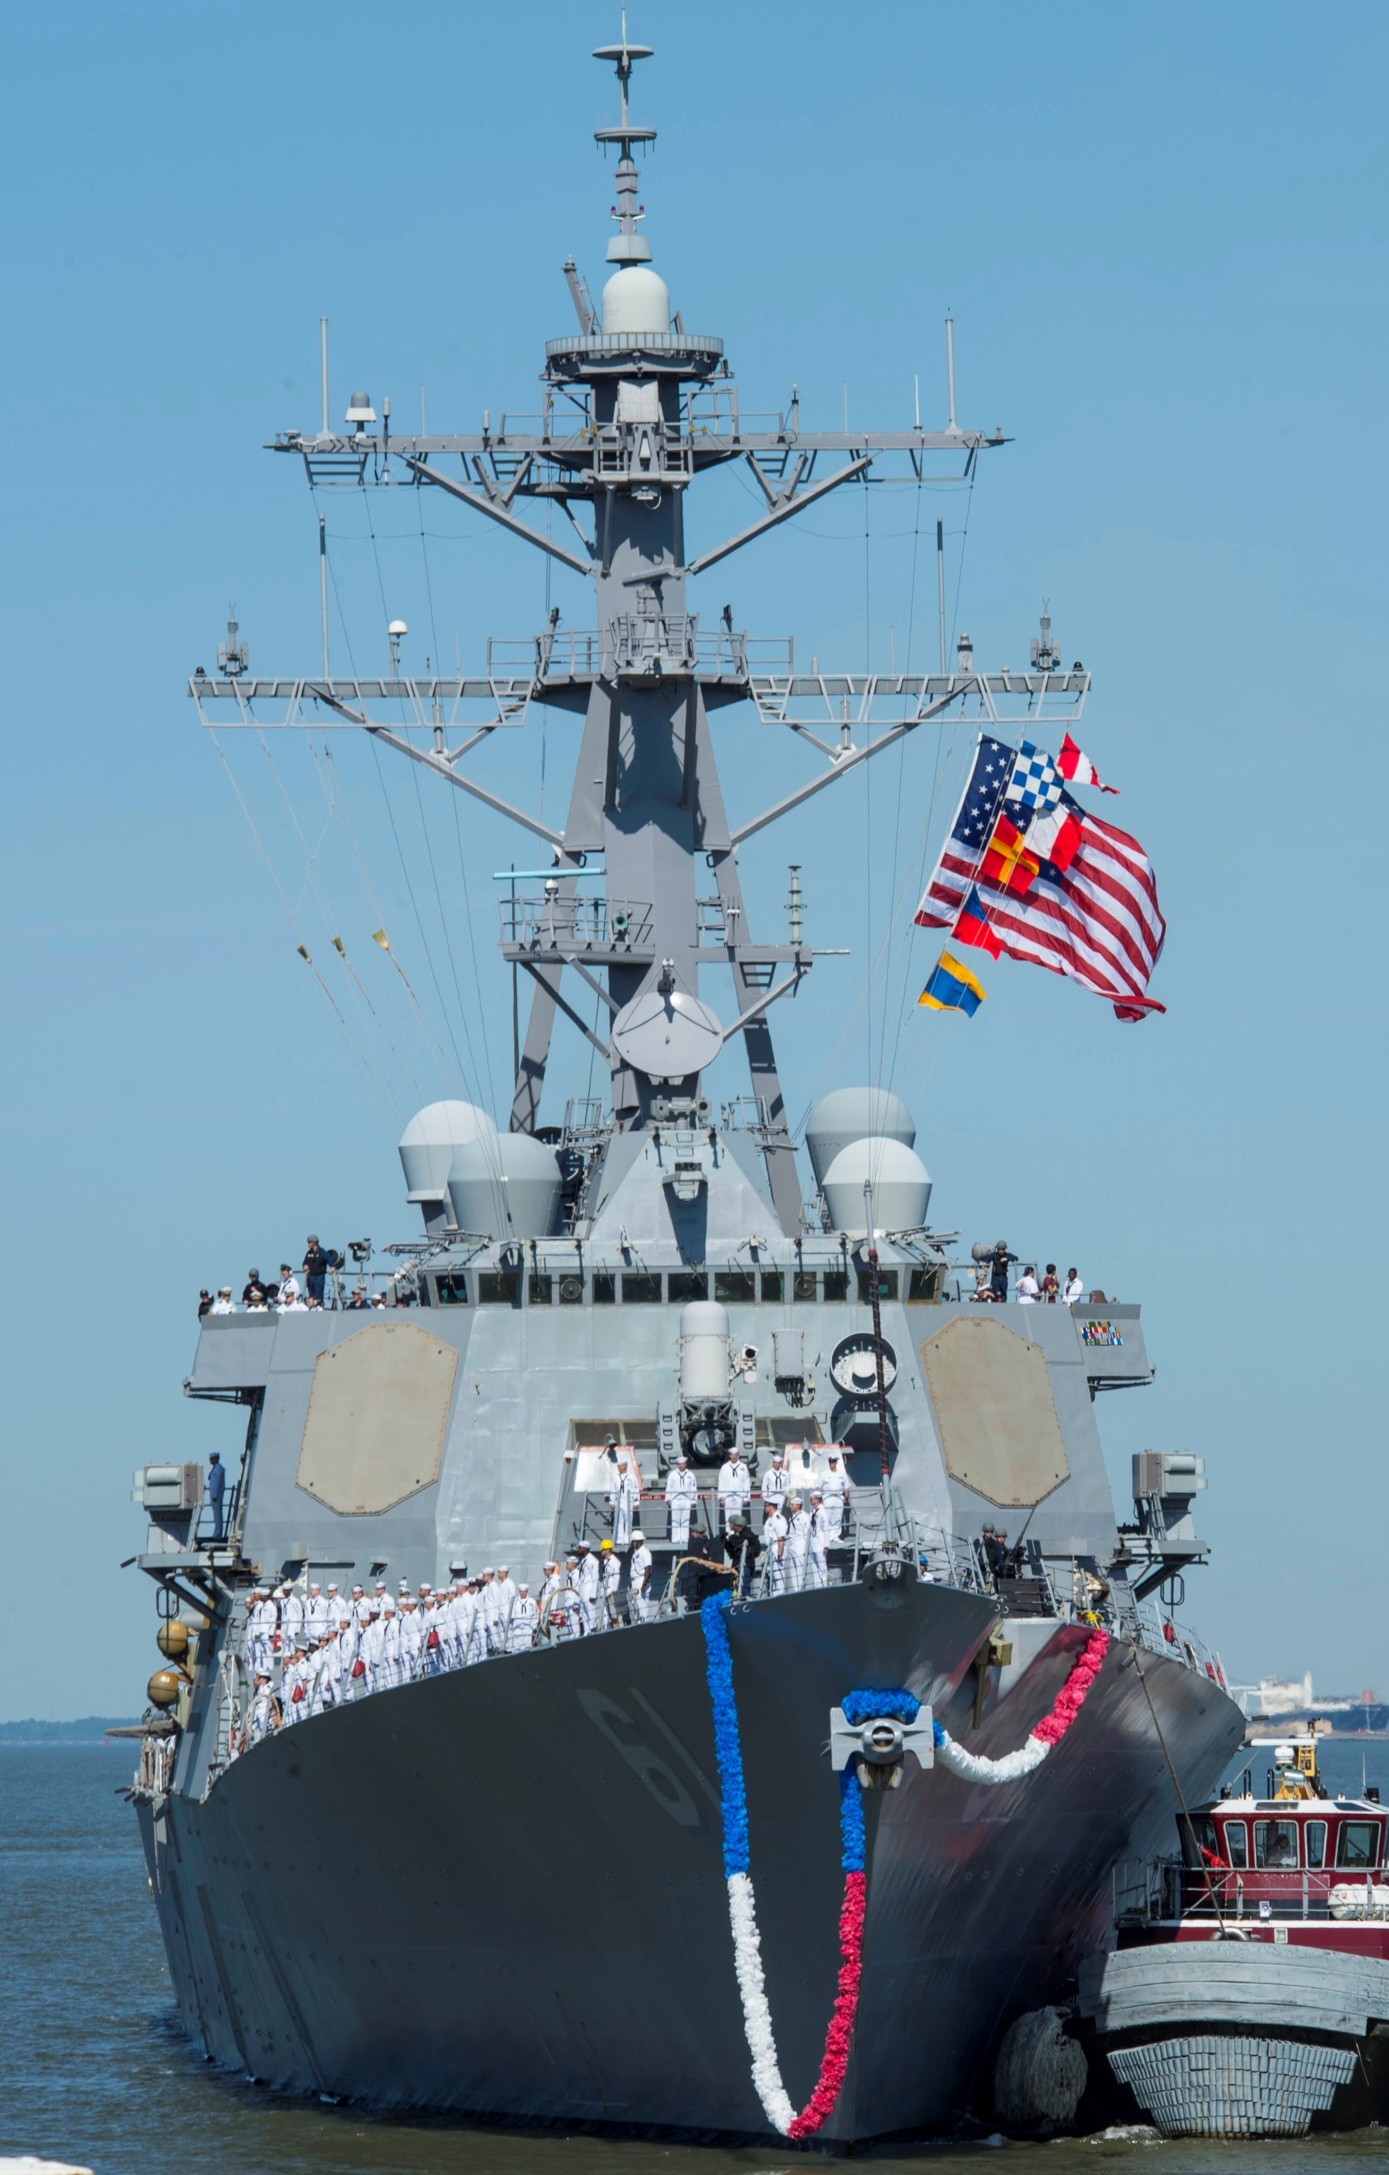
[714,1271,756,1303]
[668,1271,709,1303]
[1253,1819,1299,1868]
[1336,1820,1381,1868]
[1223,1821,1248,1868]
[1304,1820,1327,1869]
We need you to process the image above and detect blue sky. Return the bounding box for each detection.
[2,0,1384,1717]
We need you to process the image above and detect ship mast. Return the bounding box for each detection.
[191,25,1093,1237]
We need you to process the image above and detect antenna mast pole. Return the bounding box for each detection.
[319,317,330,439]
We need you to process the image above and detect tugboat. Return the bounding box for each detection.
[1077,1727,1389,2136]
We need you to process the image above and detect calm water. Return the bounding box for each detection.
[1,1741,1385,2175]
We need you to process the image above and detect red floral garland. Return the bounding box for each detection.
[786,1871,867,2139]
[1029,1628,1110,1745]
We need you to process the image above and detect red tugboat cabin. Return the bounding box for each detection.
[1117,1730,1389,1959]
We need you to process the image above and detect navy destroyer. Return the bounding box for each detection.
[127,24,1244,2143]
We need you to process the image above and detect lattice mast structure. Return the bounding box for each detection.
[192,26,1090,1237]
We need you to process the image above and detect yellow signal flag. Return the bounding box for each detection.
[371,928,391,951]
[332,936,345,956]
[296,944,311,962]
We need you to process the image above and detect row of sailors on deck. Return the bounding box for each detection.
[641,1446,851,1548]
[240,1551,656,1746]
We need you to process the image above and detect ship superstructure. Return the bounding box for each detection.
[127,27,1244,2144]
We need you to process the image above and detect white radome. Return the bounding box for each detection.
[601,265,671,336]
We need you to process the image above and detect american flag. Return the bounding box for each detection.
[914,735,1165,1020]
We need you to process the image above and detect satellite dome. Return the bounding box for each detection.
[398,1101,498,1221]
[447,1132,562,1241]
[805,1087,916,1186]
[601,265,671,337]
[821,1136,932,1237]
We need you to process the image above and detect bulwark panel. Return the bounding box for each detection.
[920,1315,1069,1507]
[296,1321,457,1515]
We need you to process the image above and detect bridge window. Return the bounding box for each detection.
[856,1269,898,1303]
[477,1271,521,1306]
[622,1273,662,1304]
[793,1272,818,1302]
[668,1271,709,1302]
[714,1271,756,1303]
[433,1275,470,1305]
[1253,1819,1298,1868]
[557,1273,585,1305]
[822,1270,849,1302]
[1336,1820,1383,1868]
[592,1272,616,1305]
[908,1267,943,1304]
[528,1274,553,1305]
[759,1272,784,1301]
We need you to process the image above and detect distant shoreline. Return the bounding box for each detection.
[0,1718,139,1746]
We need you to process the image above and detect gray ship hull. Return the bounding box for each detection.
[136,1582,1242,2143]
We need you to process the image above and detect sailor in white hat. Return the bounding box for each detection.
[492,1564,518,1641]
[507,1581,541,1654]
[629,1528,654,1621]
[305,1581,330,1639]
[664,1453,697,1552]
[573,1540,600,1633]
[783,1495,811,1592]
[819,1452,849,1541]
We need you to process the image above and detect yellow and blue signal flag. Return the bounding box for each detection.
[918,950,986,1017]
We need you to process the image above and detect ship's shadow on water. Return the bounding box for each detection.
[3,1748,1387,2175]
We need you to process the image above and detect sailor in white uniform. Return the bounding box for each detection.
[397,1595,424,1683]
[360,1609,389,1687]
[762,1507,788,1595]
[246,1588,276,1677]
[333,1614,361,1698]
[466,1579,489,1665]
[281,1642,309,1724]
[608,1451,641,1547]
[819,1452,850,1542]
[494,1567,522,1639]
[1016,1265,1040,1304]
[508,1584,540,1653]
[664,1455,697,1552]
[278,1584,305,1654]
[759,1449,790,1521]
[574,1541,601,1633]
[350,1583,370,1625]
[538,1562,563,1613]
[545,1560,585,1640]
[716,1447,751,1531]
[783,1497,811,1592]
[246,1672,279,1745]
[304,1583,331,1639]
[629,1529,654,1621]
[1063,1268,1084,1306]
[381,1597,404,1688]
[808,1492,835,1589]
